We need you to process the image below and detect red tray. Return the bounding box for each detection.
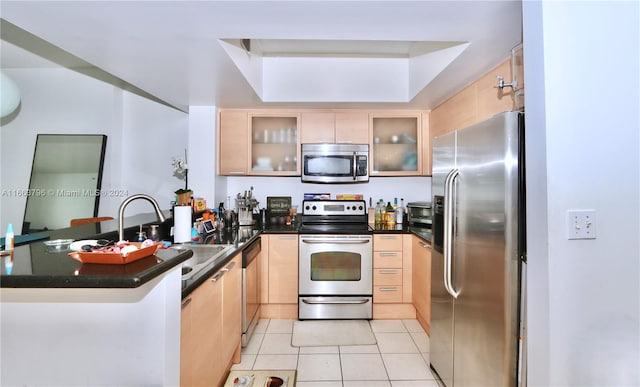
[68,242,162,265]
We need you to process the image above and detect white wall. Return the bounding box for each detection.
[524,2,640,385]
[118,91,188,216]
[226,176,431,210]
[0,67,188,235]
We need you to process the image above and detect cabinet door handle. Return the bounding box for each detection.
[211,272,224,282]
[181,298,192,309]
[378,287,398,291]
[279,236,297,240]
[380,252,398,257]
[222,261,236,272]
[380,235,399,240]
[227,171,245,175]
[378,269,398,274]
[418,241,429,248]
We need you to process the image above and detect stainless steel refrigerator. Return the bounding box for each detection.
[430,111,525,387]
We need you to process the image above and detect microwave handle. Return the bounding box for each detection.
[352,152,357,180]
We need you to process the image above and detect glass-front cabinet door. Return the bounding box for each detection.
[250,113,300,175]
[370,113,422,176]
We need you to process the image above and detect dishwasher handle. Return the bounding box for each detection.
[242,237,261,268]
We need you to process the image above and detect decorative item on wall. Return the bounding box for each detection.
[172,149,191,205]
[1,71,21,118]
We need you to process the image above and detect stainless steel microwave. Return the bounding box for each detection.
[301,143,369,183]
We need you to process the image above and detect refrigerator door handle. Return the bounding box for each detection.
[444,168,461,299]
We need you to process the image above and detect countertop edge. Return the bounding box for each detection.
[181,233,261,298]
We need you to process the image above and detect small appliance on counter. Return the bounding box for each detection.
[235,187,259,226]
[407,201,432,240]
[406,201,432,226]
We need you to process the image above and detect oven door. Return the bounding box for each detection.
[299,234,372,296]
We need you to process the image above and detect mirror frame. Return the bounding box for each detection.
[22,134,107,233]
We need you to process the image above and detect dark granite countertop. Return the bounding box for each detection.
[0,213,430,294]
[0,212,193,289]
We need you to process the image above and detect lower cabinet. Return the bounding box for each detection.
[181,253,242,387]
[411,235,432,334]
[260,234,299,319]
[372,234,415,319]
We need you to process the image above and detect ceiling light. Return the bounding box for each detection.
[1,71,21,118]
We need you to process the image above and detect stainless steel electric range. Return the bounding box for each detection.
[298,200,373,320]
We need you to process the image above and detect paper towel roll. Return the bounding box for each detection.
[174,205,192,243]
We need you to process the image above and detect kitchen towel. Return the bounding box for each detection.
[173,205,192,243]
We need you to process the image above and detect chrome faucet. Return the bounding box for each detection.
[118,194,167,241]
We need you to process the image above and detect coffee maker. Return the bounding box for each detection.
[235,187,259,226]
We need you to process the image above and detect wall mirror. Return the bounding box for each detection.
[22,134,107,233]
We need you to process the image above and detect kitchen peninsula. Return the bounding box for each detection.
[0,212,192,386]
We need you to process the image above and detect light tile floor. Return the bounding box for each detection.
[232,319,440,387]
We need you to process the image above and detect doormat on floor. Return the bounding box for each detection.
[292,320,376,347]
[224,370,296,387]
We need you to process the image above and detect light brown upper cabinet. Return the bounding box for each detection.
[219,108,431,177]
[249,112,300,175]
[299,111,369,144]
[218,110,249,175]
[428,58,514,175]
[369,111,423,176]
[218,109,300,176]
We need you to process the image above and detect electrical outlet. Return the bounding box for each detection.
[567,210,597,240]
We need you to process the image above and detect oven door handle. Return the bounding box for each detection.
[301,298,371,305]
[300,239,371,244]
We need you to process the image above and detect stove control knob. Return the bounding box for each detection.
[359,205,364,211]
[312,205,317,211]
[305,205,310,211]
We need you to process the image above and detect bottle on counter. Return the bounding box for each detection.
[397,198,405,224]
[374,199,383,224]
[385,201,395,225]
[5,223,14,250]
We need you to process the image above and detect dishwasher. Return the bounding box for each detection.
[241,237,261,347]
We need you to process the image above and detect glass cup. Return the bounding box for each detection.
[289,205,298,223]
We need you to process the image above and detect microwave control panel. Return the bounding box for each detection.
[356,155,368,176]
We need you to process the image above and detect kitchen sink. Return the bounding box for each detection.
[160,244,234,284]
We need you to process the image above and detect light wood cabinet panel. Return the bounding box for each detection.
[421,111,432,176]
[181,254,242,387]
[180,298,194,387]
[477,59,514,122]
[374,251,403,269]
[373,233,412,304]
[402,234,413,303]
[430,85,476,140]
[259,234,270,304]
[267,234,299,304]
[300,112,335,143]
[221,255,242,364]
[183,270,223,386]
[299,111,369,144]
[429,58,514,175]
[218,110,249,175]
[374,286,403,303]
[412,235,431,335]
[374,268,403,285]
[373,234,403,251]
[335,111,369,144]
